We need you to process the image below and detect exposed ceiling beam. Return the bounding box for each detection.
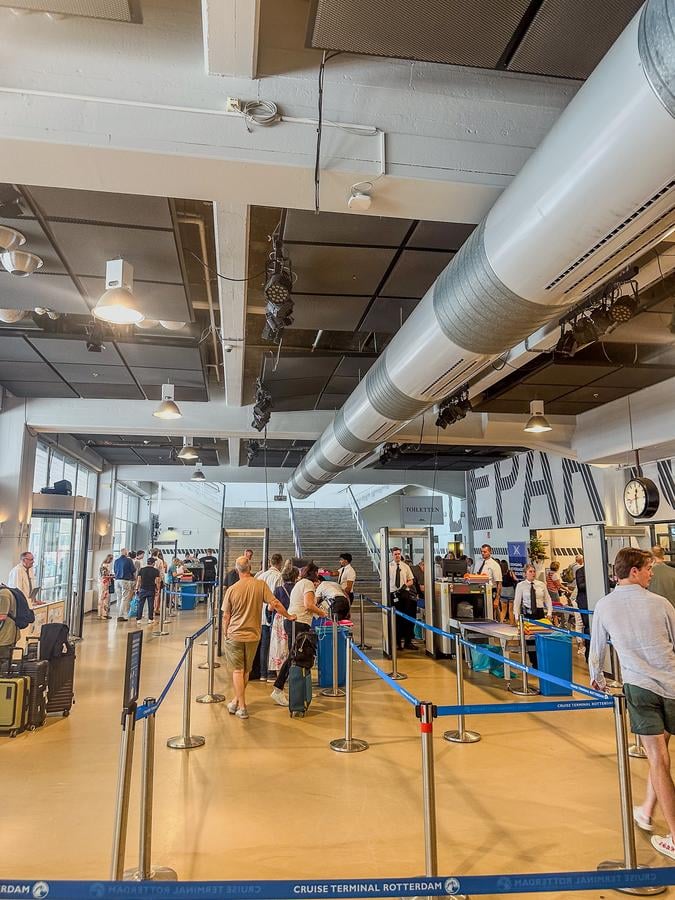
[201,0,261,77]
[214,201,249,406]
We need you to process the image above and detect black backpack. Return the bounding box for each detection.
[291,630,317,669]
[1,584,35,630]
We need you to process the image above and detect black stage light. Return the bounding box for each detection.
[264,267,293,304]
[246,440,260,463]
[555,329,578,358]
[571,316,599,350]
[609,293,638,324]
[589,304,614,336]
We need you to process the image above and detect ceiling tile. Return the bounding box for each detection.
[334,357,376,377]
[316,392,349,410]
[28,336,123,365]
[1,380,77,398]
[268,377,329,400]
[116,343,202,370]
[284,210,412,246]
[133,367,205,387]
[325,374,359,393]
[31,188,173,228]
[290,295,370,331]
[268,356,338,379]
[79,277,190,322]
[590,367,675,389]
[380,249,454,298]
[0,360,58,381]
[0,272,89,315]
[48,222,182,282]
[0,216,66,274]
[55,363,135,385]
[561,385,633,404]
[360,297,419,332]
[544,400,598,415]
[269,395,320,412]
[0,336,42,362]
[95,447,142,464]
[498,383,570,402]
[72,382,145,400]
[524,363,618,386]
[292,244,395,295]
[408,221,475,251]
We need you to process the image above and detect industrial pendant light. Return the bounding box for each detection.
[177,436,198,460]
[153,383,182,419]
[524,400,552,434]
[93,259,145,325]
[190,460,206,481]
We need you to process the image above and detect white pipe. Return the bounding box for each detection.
[178,214,221,384]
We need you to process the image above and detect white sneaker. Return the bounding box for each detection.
[226,699,238,715]
[651,834,675,859]
[235,707,249,719]
[633,806,654,832]
[270,688,288,707]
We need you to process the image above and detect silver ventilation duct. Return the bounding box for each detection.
[288,0,675,499]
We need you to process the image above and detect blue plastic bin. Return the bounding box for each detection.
[470,645,504,678]
[178,582,198,611]
[534,632,572,696]
[315,624,351,688]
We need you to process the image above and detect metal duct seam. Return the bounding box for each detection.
[314,445,349,474]
[333,409,378,454]
[364,357,429,420]
[433,222,557,355]
[639,0,675,117]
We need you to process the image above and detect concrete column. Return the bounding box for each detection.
[0,400,37,580]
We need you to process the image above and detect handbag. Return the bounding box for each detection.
[109,579,115,595]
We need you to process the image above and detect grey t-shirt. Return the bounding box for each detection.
[0,586,18,650]
[589,584,675,698]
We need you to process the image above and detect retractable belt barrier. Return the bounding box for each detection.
[351,642,420,706]
[522,616,589,641]
[553,603,593,615]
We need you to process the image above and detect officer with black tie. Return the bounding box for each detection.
[389,547,416,650]
[513,564,553,666]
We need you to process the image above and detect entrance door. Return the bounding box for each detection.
[29,512,89,631]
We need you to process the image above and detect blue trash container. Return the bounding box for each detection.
[179,582,198,611]
[534,632,572,696]
[316,624,351,687]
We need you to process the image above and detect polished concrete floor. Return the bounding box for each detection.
[3,605,673,899]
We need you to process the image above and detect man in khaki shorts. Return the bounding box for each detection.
[222,556,295,719]
[589,548,675,859]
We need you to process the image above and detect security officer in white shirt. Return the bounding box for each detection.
[513,563,552,668]
[476,544,502,618]
[389,547,416,650]
[8,551,37,602]
[338,553,356,604]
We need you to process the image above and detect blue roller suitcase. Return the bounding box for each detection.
[288,665,312,717]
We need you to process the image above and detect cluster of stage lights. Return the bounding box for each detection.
[556,279,640,358]
[435,388,472,429]
[251,379,273,432]
[262,237,294,344]
[378,442,402,465]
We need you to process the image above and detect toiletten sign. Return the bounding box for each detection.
[400,497,443,525]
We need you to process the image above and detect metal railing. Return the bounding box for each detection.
[287,494,303,559]
[346,486,380,571]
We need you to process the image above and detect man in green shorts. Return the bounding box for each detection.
[589,548,675,859]
[222,556,295,719]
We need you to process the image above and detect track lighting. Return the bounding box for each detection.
[0,225,25,252]
[190,460,206,481]
[251,378,272,432]
[1,250,43,277]
[153,383,182,420]
[93,259,144,325]
[262,236,293,343]
[177,437,198,460]
[524,400,552,434]
[435,388,472,429]
[609,293,639,324]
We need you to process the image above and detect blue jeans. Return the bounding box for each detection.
[259,623,274,679]
[137,591,154,621]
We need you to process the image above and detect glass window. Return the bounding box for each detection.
[33,443,49,492]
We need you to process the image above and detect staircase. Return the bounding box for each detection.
[222,507,295,570]
[293,507,380,597]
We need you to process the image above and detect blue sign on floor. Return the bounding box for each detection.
[507,541,528,577]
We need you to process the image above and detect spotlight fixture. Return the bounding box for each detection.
[85,320,107,352]
[93,258,145,325]
[379,442,402,465]
[0,225,25,252]
[609,292,639,324]
[571,316,599,350]
[264,264,293,304]
[555,328,578,358]
[246,440,260,463]
[0,308,27,324]
[262,234,293,343]
[177,437,199,460]
[1,250,43,277]
[435,387,472,429]
[153,383,182,420]
[251,378,272,432]
[190,460,206,482]
[524,400,552,434]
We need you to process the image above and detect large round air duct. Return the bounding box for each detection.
[288,0,675,499]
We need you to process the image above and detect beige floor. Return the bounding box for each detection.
[2,607,673,899]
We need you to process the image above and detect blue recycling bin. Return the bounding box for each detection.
[534,632,572,696]
[178,582,198,610]
[316,624,351,688]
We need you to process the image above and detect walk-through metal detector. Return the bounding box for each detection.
[379,526,436,658]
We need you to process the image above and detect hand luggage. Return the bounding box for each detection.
[288,622,313,718]
[46,643,75,716]
[10,656,48,729]
[0,672,29,736]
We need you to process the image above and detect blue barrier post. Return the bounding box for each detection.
[510,616,539,697]
[598,694,665,896]
[330,635,368,753]
[443,634,480,745]
[167,638,205,750]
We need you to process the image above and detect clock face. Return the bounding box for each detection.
[624,477,660,519]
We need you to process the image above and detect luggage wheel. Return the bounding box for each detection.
[62,710,70,717]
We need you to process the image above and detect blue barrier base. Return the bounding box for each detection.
[4,868,675,898]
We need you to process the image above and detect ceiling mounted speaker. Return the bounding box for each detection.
[0,1,143,23]
[1,250,43,277]
[0,308,27,323]
[0,225,25,252]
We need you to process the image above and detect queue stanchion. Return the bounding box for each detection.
[199,596,220,669]
[110,705,137,880]
[197,605,225,704]
[387,606,407,682]
[321,616,346,698]
[598,693,665,896]
[200,593,211,646]
[607,641,623,690]
[330,634,368,753]
[443,635,480,744]
[510,616,538,697]
[357,594,372,650]
[125,699,177,883]
[167,638,205,750]
[629,733,648,759]
[151,587,169,637]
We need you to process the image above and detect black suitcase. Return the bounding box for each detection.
[46,644,75,716]
[10,657,48,729]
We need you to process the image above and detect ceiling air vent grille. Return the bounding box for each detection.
[546,178,675,292]
[0,0,142,22]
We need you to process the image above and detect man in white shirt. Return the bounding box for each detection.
[475,544,502,619]
[513,564,553,621]
[589,548,675,861]
[255,553,284,682]
[389,547,416,650]
[316,579,350,619]
[337,553,356,602]
[8,551,38,603]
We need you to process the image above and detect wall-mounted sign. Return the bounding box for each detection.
[507,541,528,577]
[400,497,443,525]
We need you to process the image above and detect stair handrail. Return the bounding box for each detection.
[346,486,380,571]
[287,494,303,559]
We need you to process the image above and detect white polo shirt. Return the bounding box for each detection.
[338,564,356,590]
[389,560,414,591]
[475,556,502,587]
